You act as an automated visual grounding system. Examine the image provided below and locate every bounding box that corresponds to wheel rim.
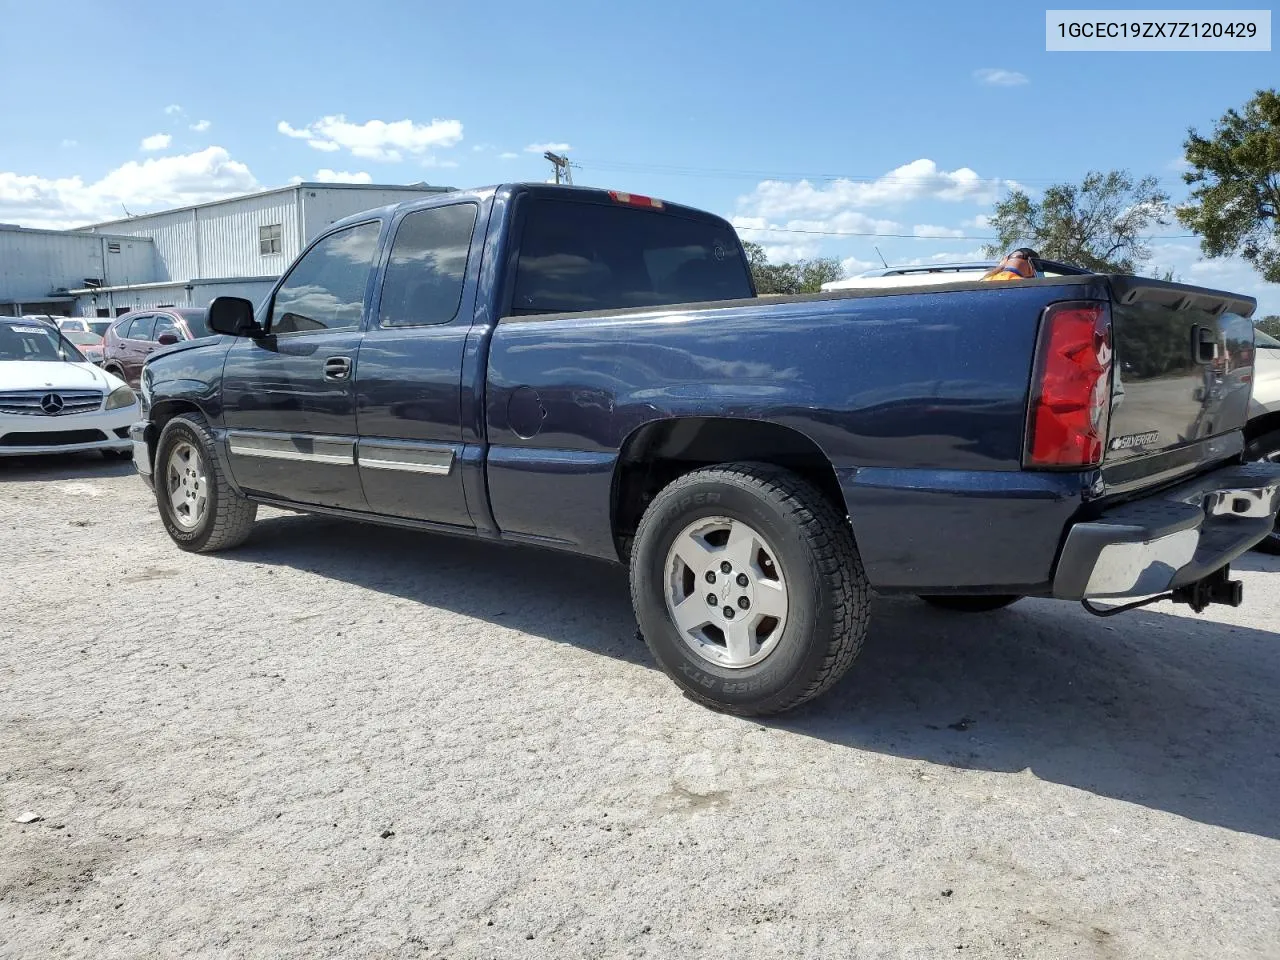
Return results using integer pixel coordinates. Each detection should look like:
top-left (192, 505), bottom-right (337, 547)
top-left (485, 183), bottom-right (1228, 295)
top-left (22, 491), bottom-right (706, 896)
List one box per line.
top-left (663, 516), bottom-right (789, 669)
top-left (165, 440), bottom-right (208, 530)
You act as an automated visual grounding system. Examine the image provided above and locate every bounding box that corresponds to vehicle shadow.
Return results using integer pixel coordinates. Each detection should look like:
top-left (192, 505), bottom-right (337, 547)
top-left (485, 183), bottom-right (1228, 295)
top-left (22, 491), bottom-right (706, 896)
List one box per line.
top-left (228, 513), bottom-right (1280, 839)
top-left (0, 452), bottom-right (136, 483)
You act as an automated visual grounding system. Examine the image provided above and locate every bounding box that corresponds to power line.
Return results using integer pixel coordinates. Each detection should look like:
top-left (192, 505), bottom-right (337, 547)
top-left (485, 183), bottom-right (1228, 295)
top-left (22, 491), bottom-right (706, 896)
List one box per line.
top-left (575, 157), bottom-right (1191, 187)
top-left (733, 224), bottom-right (1201, 241)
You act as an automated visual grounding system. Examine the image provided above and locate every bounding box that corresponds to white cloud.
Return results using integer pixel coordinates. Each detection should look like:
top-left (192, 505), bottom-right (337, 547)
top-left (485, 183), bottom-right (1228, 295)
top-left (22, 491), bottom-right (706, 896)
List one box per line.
top-left (525, 142), bottom-right (572, 154)
top-left (140, 133), bottom-right (172, 151)
top-left (277, 115), bottom-right (463, 162)
top-left (735, 160), bottom-right (1019, 222)
top-left (912, 224), bottom-right (966, 238)
top-left (963, 214), bottom-right (991, 229)
top-left (974, 68), bottom-right (1029, 86)
top-left (0, 146), bottom-right (259, 229)
top-left (499, 152), bottom-right (519, 160)
top-left (163, 104), bottom-right (183, 115)
top-left (841, 255), bottom-right (881, 276)
top-left (190, 120), bottom-right (211, 133)
top-left (60, 139), bottom-right (78, 148)
top-left (311, 169), bottom-right (373, 184)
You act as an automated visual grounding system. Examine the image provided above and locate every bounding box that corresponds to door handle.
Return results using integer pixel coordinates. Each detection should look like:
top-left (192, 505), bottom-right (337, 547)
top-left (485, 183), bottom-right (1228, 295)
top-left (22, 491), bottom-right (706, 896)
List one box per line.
top-left (1192, 325), bottom-right (1218, 364)
top-left (324, 356), bottom-right (352, 381)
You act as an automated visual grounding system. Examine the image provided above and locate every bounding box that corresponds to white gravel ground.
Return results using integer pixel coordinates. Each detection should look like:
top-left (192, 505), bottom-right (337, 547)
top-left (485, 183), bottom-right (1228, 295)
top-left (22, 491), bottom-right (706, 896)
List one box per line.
top-left (2, 453), bottom-right (1278, 959)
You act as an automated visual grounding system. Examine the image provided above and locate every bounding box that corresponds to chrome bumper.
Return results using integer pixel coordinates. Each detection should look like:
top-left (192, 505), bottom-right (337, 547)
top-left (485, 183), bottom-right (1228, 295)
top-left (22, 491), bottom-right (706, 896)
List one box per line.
top-left (1053, 462), bottom-right (1280, 600)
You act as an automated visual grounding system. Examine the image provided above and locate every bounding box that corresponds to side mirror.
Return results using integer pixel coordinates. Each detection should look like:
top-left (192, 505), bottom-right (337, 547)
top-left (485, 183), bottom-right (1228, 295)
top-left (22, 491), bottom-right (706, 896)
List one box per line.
top-left (156, 332), bottom-right (180, 346)
top-left (208, 296), bottom-right (261, 337)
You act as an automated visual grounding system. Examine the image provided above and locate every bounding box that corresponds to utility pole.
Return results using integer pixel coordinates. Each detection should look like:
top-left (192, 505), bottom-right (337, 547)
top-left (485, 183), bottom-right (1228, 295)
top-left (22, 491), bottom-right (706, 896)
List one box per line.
top-left (543, 151), bottom-right (573, 185)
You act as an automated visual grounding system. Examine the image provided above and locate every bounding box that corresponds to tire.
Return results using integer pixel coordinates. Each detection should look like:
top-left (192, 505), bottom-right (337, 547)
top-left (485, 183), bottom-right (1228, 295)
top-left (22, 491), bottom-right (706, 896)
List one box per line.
top-left (153, 412), bottom-right (256, 552)
top-left (103, 365), bottom-right (126, 382)
top-left (630, 462), bottom-right (870, 716)
top-left (1245, 428), bottom-right (1280, 555)
top-left (919, 595), bottom-right (1022, 612)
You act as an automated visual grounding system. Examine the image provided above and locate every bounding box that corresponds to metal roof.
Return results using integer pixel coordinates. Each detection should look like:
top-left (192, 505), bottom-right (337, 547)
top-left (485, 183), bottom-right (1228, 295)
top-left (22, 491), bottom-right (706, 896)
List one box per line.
top-left (82, 181), bottom-right (455, 230)
top-left (0, 223), bottom-right (154, 242)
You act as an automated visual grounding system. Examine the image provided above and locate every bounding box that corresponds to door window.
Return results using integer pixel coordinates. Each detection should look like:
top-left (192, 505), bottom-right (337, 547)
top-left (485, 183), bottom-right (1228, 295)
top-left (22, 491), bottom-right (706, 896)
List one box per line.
top-left (269, 221), bottom-right (380, 336)
top-left (377, 203), bottom-right (478, 327)
top-left (126, 315), bottom-right (156, 340)
top-left (154, 315), bottom-right (183, 340)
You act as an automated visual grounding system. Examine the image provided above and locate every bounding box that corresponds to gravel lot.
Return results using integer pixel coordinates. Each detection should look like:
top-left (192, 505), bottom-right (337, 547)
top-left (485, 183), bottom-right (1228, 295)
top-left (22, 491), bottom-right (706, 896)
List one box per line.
top-left (2, 453), bottom-right (1279, 959)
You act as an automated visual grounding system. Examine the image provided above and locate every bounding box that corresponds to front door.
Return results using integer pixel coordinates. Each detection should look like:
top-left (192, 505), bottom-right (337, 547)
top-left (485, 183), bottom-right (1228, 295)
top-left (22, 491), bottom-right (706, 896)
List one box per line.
top-left (221, 219), bottom-right (382, 510)
top-left (355, 201), bottom-right (482, 527)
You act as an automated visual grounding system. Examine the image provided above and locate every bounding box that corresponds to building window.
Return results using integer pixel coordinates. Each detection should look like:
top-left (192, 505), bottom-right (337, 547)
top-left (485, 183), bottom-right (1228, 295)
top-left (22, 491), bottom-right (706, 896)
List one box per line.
top-left (259, 223), bottom-right (282, 256)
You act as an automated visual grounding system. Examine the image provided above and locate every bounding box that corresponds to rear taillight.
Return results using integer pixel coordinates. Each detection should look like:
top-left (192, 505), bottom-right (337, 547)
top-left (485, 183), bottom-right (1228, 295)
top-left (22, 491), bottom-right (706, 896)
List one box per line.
top-left (1025, 300), bottom-right (1113, 468)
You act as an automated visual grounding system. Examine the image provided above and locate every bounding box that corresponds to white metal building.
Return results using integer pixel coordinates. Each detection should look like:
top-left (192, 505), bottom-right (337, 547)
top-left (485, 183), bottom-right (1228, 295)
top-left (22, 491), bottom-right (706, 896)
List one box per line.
top-left (0, 225), bottom-right (157, 317)
top-left (65, 181), bottom-right (454, 316)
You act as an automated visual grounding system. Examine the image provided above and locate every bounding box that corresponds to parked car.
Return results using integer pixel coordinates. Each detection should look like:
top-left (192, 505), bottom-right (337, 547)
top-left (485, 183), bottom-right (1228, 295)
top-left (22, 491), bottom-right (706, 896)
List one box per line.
top-left (58, 318), bottom-right (115, 338)
top-left (131, 183), bottom-right (1280, 715)
top-left (0, 318), bottom-right (137, 458)
top-left (61, 330), bottom-right (105, 366)
top-left (1245, 327), bottom-right (1280, 553)
top-left (101, 308), bottom-right (210, 387)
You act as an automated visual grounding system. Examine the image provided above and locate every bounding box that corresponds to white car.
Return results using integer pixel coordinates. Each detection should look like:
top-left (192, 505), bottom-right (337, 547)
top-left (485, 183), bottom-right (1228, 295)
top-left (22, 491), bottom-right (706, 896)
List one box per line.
top-left (0, 318), bottom-right (138, 458)
top-left (1246, 327), bottom-right (1280, 552)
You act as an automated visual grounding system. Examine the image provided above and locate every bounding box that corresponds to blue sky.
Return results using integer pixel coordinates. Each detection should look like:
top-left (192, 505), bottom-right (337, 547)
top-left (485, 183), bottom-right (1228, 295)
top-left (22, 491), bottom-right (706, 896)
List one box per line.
top-left (0, 0), bottom-right (1276, 313)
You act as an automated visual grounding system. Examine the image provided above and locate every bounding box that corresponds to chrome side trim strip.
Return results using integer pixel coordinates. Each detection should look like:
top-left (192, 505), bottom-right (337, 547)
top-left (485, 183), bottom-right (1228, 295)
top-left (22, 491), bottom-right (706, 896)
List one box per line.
top-left (357, 440), bottom-right (454, 476)
top-left (226, 430), bottom-right (354, 465)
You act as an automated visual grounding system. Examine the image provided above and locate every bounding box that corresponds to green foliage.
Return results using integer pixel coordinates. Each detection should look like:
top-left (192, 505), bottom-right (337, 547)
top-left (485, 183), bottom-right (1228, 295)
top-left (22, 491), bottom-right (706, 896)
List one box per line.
top-left (1257, 315), bottom-right (1280, 338)
top-left (983, 170), bottom-right (1170, 274)
top-left (1176, 89), bottom-right (1280, 284)
top-left (743, 241), bottom-right (844, 295)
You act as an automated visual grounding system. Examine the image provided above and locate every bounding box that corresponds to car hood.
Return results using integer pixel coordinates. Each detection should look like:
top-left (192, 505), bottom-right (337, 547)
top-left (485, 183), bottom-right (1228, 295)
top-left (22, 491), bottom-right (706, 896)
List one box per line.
top-left (0, 360), bottom-right (125, 392)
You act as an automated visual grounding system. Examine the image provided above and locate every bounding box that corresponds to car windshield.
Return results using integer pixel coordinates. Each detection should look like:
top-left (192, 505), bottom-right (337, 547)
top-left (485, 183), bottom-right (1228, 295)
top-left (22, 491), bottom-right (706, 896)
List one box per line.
top-left (1256, 328), bottom-right (1280, 349)
top-left (88, 320), bottom-right (113, 337)
top-left (0, 322), bottom-right (86, 362)
top-left (63, 330), bottom-right (102, 346)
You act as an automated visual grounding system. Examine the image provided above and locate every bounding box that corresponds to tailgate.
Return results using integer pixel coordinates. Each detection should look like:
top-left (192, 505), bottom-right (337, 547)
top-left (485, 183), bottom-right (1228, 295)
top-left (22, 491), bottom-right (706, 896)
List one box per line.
top-left (1105, 277), bottom-right (1257, 482)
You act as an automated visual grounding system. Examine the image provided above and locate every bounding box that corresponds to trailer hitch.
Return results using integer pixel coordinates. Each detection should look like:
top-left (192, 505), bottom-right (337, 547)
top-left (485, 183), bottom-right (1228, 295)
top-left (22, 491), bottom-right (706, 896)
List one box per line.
top-left (1081, 566), bottom-right (1243, 618)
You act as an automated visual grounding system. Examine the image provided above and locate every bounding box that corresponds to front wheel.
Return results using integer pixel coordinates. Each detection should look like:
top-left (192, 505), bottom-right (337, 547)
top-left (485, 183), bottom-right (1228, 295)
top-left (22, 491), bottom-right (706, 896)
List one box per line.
top-left (630, 463), bottom-right (870, 716)
top-left (154, 413), bottom-right (257, 552)
top-left (1245, 428), bottom-right (1280, 555)
top-left (919, 595), bottom-right (1021, 612)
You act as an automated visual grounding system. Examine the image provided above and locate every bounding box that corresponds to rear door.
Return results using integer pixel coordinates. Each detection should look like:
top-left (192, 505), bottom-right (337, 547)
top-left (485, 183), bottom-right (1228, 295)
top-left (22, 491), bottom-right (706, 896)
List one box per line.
top-left (354, 200), bottom-right (482, 527)
top-left (1105, 279), bottom-right (1256, 487)
top-left (121, 314), bottom-right (155, 385)
top-left (221, 219), bottom-right (382, 510)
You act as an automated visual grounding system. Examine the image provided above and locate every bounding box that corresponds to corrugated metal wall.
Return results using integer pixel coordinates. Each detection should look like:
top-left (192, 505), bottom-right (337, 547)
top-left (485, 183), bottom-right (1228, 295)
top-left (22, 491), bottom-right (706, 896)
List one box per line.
top-left (0, 229), bottom-right (158, 300)
top-left (302, 186), bottom-right (450, 236)
top-left (95, 211), bottom-right (196, 280)
top-left (196, 192), bottom-right (300, 277)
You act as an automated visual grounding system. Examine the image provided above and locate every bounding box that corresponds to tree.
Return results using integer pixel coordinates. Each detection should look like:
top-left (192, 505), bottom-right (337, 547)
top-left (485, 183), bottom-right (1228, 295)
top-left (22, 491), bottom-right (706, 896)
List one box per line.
top-left (742, 241), bottom-right (844, 294)
top-left (1177, 89), bottom-right (1280, 283)
top-left (1257, 315), bottom-right (1280, 339)
top-left (983, 170), bottom-right (1170, 274)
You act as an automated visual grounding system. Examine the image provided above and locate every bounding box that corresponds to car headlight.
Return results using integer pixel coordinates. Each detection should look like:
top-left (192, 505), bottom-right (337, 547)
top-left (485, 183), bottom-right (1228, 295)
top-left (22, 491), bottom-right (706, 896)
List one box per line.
top-left (104, 385), bottom-right (137, 411)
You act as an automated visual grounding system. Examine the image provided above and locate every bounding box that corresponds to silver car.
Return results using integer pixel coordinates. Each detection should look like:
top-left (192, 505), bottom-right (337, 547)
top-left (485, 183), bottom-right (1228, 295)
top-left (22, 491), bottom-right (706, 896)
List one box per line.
top-left (1247, 327), bottom-right (1280, 552)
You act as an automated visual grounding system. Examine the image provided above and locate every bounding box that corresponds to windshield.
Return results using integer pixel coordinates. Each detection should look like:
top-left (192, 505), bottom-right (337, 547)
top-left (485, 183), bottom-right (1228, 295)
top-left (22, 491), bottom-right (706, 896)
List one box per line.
top-left (1256, 328), bottom-right (1280, 349)
top-left (88, 320), bottom-right (112, 337)
top-left (63, 330), bottom-right (103, 346)
top-left (0, 323), bottom-right (87, 362)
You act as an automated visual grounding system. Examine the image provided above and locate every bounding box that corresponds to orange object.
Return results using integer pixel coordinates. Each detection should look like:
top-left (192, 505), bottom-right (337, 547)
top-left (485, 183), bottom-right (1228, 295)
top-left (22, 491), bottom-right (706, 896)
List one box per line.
top-left (980, 248), bottom-right (1039, 282)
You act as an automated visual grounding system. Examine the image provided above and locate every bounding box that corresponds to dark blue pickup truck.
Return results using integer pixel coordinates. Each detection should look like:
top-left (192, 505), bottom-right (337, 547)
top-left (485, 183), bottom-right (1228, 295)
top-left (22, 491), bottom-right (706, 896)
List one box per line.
top-left (132, 183), bottom-right (1280, 715)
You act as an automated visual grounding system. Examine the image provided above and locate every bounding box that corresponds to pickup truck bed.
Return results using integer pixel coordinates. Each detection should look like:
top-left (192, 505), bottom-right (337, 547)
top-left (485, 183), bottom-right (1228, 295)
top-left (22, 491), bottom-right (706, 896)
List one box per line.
top-left (131, 183), bottom-right (1280, 715)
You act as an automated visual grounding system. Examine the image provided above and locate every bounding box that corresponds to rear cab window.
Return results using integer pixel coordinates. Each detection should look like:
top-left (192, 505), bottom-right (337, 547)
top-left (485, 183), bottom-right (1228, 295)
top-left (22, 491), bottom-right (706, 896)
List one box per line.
top-left (510, 199), bottom-right (752, 316)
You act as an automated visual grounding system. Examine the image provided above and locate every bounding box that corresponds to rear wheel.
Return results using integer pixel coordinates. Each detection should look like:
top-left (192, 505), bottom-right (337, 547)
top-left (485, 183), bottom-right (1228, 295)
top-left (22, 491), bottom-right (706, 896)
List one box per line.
top-left (1245, 428), bottom-right (1280, 555)
top-left (630, 462), bottom-right (869, 716)
top-left (919, 595), bottom-right (1021, 612)
top-left (154, 413), bottom-right (256, 552)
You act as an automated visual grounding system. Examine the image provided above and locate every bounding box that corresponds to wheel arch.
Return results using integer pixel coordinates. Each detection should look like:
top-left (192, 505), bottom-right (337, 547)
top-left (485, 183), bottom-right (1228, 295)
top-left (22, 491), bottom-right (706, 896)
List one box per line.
top-left (1244, 411), bottom-right (1280, 450)
top-left (611, 416), bottom-right (848, 560)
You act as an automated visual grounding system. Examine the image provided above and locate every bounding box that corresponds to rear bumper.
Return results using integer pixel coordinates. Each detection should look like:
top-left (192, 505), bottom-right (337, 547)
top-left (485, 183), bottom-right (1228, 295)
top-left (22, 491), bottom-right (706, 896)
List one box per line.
top-left (1052, 461), bottom-right (1280, 600)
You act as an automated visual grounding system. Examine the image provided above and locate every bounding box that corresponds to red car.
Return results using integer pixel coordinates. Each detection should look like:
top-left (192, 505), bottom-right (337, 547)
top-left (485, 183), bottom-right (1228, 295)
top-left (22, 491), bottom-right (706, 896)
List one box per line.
top-left (101, 308), bottom-right (211, 387)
